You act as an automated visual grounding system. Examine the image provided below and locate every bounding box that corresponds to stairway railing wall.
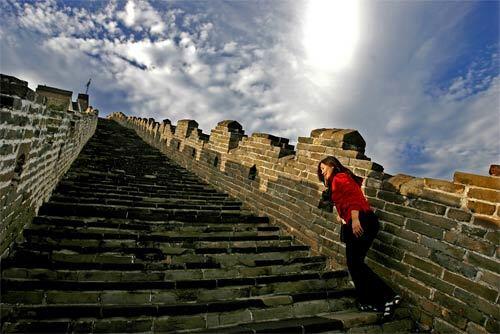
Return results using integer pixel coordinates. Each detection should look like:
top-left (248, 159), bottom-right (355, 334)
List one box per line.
top-left (109, 112), bottom-right (499, 333)
top-left (0, 78), bottom-right (98, 257)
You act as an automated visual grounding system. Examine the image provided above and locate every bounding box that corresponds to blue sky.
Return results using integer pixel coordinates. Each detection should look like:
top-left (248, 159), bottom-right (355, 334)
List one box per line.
top-left (0, 0), bottom-right (498, 180)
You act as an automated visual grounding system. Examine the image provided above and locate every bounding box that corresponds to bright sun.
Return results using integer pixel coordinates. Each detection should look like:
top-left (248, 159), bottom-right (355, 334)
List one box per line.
top-left (303, 0), bottom-right (360, 72)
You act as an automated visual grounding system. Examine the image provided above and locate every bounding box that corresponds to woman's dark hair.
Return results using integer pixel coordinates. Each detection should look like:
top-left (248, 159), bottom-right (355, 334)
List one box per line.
top-left (317, 156), bottom-right (363, 186)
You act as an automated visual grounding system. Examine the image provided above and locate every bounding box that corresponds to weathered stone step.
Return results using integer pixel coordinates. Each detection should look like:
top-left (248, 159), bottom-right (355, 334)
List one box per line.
top-left (3, 247), bottom-right (313, 271)
top-left (21, 238), bottom-right (298, 258)
top-left (38, 202), bottom-right (268, 223)
top-left (2, 259), bottom-right (329, 282)
top-left (55, 182), bottom-right (230, 198)
top-left (196, 308), bottom-right (413, 334)
top-left (24, 224), bottom-right (289, 242)
top-left (53, 190), bottom-right (236, 204)
top-left (1, 308), bottom-right (413, 334)
top-left (1, 272), bottom-right (349, 303)
top-left (47, 195), bottom-right (242, 211)
top-left (50, 193), bottom-right (242, 207)
top-left (32, 215), bottom-right (279, 233)
top-left (57, 179), bottom-right (217, 192)
top-left (1, 288), bottom-right (356, 322)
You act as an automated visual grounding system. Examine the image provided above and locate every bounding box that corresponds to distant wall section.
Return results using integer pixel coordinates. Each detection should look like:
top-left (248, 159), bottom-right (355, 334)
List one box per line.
top-left (0, 75), bottom-right (98, 256)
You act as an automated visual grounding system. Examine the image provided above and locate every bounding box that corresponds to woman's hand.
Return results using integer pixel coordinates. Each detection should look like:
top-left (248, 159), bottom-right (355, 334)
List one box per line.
top-left (352, 217), bottom-right (364, 238)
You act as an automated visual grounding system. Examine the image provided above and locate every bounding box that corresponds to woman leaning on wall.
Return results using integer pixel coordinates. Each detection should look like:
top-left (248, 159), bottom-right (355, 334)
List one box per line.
top-left (317, 156), bottom-right (401, 318)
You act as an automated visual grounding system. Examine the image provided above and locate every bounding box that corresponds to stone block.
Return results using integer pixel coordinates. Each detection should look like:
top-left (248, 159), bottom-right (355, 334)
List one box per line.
top-left (404, 253), bottom-right (443, 276)
top-left (430, 251), bottom-right (477, 278)
top-left (467, 200), bottom-right (496, 215)
top-left (454, 172), bottom-right (500, 190)
top-left (443, 271), bottom-right (498, 302)
top-left (467, 188), bottom-right (500, 203)
top-left (473, 216), bottom-right (500, 229)
top-left (406, 219), bottom-right (444, 239)
top-left (425, 178), bottom-right (465, 194)
top-left (409, 199), bottom-right (447, 215)
top-left (409, 268), bottom-right (454, 295)
top-left (219, 309), bottom-right (252, 326)
top-left (447, 209), bottom-right (472, 222)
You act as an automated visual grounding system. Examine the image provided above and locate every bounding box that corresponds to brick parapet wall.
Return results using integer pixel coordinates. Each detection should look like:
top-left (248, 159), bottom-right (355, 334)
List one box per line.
top-left (109, 112), bottom-right (499, 333)
top-left (0, 80), bottom-right (98, 257)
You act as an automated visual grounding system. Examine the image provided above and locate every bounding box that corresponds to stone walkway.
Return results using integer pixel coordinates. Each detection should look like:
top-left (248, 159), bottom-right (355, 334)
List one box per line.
top-left (0, 119), bottom-right (412, 333)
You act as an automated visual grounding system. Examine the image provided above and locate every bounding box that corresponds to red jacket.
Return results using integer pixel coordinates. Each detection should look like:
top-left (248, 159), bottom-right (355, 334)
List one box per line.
top-left (329, 172), bottom-right (371, 223)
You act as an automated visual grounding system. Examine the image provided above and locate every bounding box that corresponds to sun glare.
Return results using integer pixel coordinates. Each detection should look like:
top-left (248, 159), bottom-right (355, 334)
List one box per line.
top-left (303, 0), bottom-right (360, 72)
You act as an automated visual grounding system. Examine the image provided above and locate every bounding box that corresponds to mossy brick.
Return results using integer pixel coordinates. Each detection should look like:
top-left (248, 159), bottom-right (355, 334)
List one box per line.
top-left (466, 252), bottom-right (500, 274)
top-left (473, 216), bottom-right (500, 230)
top-left (406, 219), bottom-right (444, 239)
top-left (372, 241), bottom-right (404, 260)
top-left (219, 309), bottom-right (253, 326)
top-left (466, 321), bottom-right (489, 334)
top-left (484, 230), bottom-right (499, 244)
top-left (376, 190), bottom-right (406, 204)
top-left (382, 319), bottom-right (414, 333)
top-left (385, 203), bottom-right (421, 219)
top-left (454, 172), bottom-right (500, 190)
top-left (292, 299), bottom-right (330, 317)
top-left (409, 268), bottom-right (454, 295)
top-left (404, 253), bottom-right (443, 276)
top-left (251, 305), bottom-right (294, 322)
top-left (467, 200), bottom-right (496, 215)
top-left (447, 209), bottom-right (472, 222)
top-left (1, 291), bottom-right (44, 304)
top-left (443, 271), bottom-right (498, 302)
top-left (444, 231), bottom-right (495, 256)
top-left (430, 251), bottom-right (477, 278)
top-left (433, 291), bottom-right (485, 326)
top-left (100, 291), bottom-right (151, 304)
top-left (485, 318), bottom-right (499, 333)
top-left (395, 272), bottom-right (432, 298)
top-left (453, 288), bottom-right (499, 320)
top-left (393, 236), bottom-right (430, 257)
top-left (409, 199), bottom-right (447, 215)
top-left (94, 319), bottom-right (153, 333)
top-left (479, 271), bottom-right (500, 291)
top-left (46, 291), bottom-right (99, 304)
top-left (420, 236), bottom-right (464, 259)
top-left (375, 209), bottom-right (406, 226)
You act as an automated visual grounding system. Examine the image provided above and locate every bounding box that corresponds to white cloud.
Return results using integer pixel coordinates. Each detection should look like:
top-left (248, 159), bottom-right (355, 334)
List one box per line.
top-left (0, 0), bottom-right (497, 180)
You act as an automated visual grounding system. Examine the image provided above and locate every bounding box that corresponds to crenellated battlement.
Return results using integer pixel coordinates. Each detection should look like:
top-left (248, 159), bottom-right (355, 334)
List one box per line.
top-left (109, 111), bottom-right (499, 333)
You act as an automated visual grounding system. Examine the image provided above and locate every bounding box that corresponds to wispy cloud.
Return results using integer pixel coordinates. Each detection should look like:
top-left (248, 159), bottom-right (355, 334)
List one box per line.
top-left (0, 0), bottom-right (497, 179)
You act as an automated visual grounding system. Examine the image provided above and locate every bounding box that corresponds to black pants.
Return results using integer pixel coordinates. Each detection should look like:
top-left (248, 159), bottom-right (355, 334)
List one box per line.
top-left (344, 211), bottom-right (395, 307)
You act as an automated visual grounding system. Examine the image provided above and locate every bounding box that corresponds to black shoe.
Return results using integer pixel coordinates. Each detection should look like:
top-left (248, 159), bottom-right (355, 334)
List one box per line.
top-left (382, 295), bottom-right (402, 319)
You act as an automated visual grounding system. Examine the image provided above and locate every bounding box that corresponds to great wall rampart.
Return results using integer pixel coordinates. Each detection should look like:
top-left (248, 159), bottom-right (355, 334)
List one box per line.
top-left (108, 111), bottom-right (499, 333)
top-left (0, 74), bottom-right (498, 333)
top-left (0, 75), bottom-right (98, 256)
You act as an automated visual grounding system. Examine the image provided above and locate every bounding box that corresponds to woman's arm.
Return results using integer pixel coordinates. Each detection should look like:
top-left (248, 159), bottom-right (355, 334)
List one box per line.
top-left (351, 210), bottom-right (364, 237)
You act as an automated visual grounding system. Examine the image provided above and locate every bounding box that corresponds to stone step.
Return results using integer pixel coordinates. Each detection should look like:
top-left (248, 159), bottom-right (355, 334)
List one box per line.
top-left (1, 272), bottom-right (350, 305)
top-left (47, 195), bottom-right (242, 211)
top-left (31, 216), bottom-right (280, 234)
top-left (2, 259), bottom-right (330, 282)
top-left (38, 202), bottom-right (268, 223)
top-left (24, 224), bottom-right (289, 242)
top-left (1, 288), bottom-right (356, 322)
top-left (53, 187), bottom-right (232, 204)
top-left (1, 306), bottom-right (413, 333)
top-left (57, 179), bottom-right (218, 193)
top-left (196, 308), bottom-right (413, 334)
top-left (54, 183), bottom-right (231, 199)
top-left (50, 193), bottom-right (242, 207)
top-left (3, 247), bottom-right (313, 271)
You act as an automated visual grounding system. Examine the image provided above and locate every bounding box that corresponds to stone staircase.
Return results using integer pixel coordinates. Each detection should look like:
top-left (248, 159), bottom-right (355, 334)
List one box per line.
top-left (0, 119), bottom-right (413, 333)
